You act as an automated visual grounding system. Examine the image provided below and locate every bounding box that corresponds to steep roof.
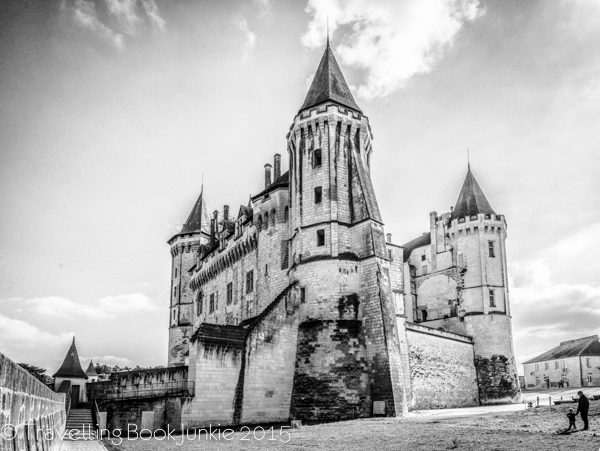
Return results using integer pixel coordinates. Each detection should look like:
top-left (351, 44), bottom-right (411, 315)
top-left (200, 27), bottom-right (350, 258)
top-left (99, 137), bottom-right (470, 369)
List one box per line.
top-left (251, 171), bottom-right (290, 201)
top-left (400, 233), bottom-right (431, 263)
top-left (451, 166), bottom-right (496, 220)
top-left (524, 336), bottom-right (600, 364)
top-left (300, 44), bottom-right (362, 113)
top-left (180, 189), bottom-right (209, 235)
top-left (85, 361), bottom-right (98, 376)
top-left (53, 338), bottom-right (88, 379)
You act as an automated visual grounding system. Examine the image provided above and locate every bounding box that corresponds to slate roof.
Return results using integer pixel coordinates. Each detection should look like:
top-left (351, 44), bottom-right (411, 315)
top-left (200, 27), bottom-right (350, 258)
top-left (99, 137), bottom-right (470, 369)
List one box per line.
top-left (251, 171), bottom-right (289, 201)
top-left (400, 233), bottom-right (431, 263)
top-left (85, 361), bottom-right (98, 377)
top-left (191, 323), bottom-right (248, 346)
top-left (53, 338), bottom-right (88, 379)
top-left (300, 44), bottom-right (362, 113)
top-left (451, 166), bottom-right (496, 221)
top-left (181, 189), bottom-right (210, 234)
top-left (524, 336), bottom-right (600, 364)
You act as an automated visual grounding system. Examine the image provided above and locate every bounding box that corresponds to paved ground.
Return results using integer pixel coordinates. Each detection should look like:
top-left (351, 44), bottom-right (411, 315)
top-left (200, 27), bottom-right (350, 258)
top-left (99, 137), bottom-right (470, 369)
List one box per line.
top-left (100, 400), bottom-right (600, 451)
top-left (60, 440), bottom-right (107, 451)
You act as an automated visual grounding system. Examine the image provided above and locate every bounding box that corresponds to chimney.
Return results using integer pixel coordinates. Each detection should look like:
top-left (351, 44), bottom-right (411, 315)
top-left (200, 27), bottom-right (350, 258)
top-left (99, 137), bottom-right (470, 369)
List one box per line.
top-left (274, 154), bottom-right (281, 180)
top-left (223, 205), bottom-right (229, 222)
top-left (264, 163), bottom-right (272, 188)
top-left (386, 233), bottom-right (392, 243)
top-left (210, 210), bottom-right (218, 247)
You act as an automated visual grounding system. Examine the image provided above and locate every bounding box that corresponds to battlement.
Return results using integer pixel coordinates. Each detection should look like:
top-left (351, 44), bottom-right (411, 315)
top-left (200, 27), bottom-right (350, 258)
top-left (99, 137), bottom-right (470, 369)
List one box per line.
top-left (287, 103), bottom-right (373, 140)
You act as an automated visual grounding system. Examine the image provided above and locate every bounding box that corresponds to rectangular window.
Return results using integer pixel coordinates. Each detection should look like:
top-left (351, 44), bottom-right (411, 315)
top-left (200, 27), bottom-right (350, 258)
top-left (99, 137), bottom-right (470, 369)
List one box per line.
top-left (535, 376), bottom-right (540, 386)
top-left (313, 149), bottom-right (322, 168)
top-left (555, 361), bottom-right (559, 369)
top-left (197, 292), bottom-right (203, 315)
top-left (175, 268), bottom-right (178, 278)
top-left (300, 287), bottom-right (306, 303)
top-left (561, 360), bottom-right (566, 369)
top-left (209, 293), bottom-right (215, 313)
top-left (587, 358), bottom-right (591, 368)
top-left (489, 289), bottom-right (496, 307)
top-left (314, 186), bottom-right (322, 204)
top-left (227, 282), bottom-right (233, 305)
top-left (246, 270), bottom-right (254, 293)
top-left (173, 286), bottom-right (177, 297)
top-left (421, 254), bottom-right (426, 262)
top-left (535, 363), bottom-right (539, 371)
top-left (317, 229), bottom-right (325, 246)
top-left (545, 362), bottom-right (549, 370)
top-left (265, 264), bottom-right (269, 277)
top-left (488, 241), bottom-right (495, 257)
top-left (588, 373), bottom-right (593, 383)
top-left (422, 265), bottom-right (428, 275)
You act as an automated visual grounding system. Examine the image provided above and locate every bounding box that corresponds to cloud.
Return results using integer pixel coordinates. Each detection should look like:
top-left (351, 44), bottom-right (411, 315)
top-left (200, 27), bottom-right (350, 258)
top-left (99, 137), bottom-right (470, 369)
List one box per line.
top-left (13, 293), bottom-right (158, 319)
top-left (69, 0), bottom-right (166, 49)
top-left (141, 0), bottom-right (166, 32)
top-left (301, 0), bottom-right (485, 99)
top-left (73, 0), bottom-right (125, 49)
top-left (509, 223), bottom-right (600, 372)
top-left (105, 0), bottom-right (141, 36)
top-left (0, 314), bottom-right (73, 366)
top-left (253, 0), bottom-right (271, 17)
top-left (237, 18), bottom-right (256, 62)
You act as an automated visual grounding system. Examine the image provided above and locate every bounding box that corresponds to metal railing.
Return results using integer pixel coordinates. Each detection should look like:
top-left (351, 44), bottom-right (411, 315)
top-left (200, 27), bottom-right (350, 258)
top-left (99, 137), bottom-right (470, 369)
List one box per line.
top-left (98, 381), bottom-right (195, 401)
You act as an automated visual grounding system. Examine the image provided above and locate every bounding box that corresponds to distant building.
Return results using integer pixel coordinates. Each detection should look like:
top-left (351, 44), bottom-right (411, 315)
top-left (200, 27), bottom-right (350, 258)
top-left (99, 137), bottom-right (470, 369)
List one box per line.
top-left (85, 360), bottom-right (99, 383)
top-left (523, 335), bottom-right (600, 388)
top-left (53, 337), bottom-right (88, 407)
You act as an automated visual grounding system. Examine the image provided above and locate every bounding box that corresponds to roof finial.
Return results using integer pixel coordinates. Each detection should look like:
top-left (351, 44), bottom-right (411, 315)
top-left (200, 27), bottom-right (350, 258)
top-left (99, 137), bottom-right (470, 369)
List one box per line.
top-left (467, 148), bottom-right (470, 170)
top-left (326, 16), bottom-right (329, 47)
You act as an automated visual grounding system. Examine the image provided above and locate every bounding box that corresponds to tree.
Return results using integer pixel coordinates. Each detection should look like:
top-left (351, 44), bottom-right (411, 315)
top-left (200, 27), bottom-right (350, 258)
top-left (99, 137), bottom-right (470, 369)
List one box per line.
top-left (18, 363), bottom-right (48, 382)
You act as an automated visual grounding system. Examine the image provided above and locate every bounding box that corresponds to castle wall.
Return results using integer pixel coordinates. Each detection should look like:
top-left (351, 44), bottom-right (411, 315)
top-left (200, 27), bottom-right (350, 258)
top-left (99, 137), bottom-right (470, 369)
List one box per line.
top-left (291, 320), bottom-right (370, 420)
top-left (405, 324), bottom-right (479, 409)
top-left (101, 398), bottom-right (182, 432)
top-left (0, 352), bottom-right (66, 451)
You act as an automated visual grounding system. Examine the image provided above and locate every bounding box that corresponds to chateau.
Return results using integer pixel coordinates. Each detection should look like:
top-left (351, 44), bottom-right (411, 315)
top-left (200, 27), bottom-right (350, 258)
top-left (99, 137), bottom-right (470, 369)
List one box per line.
top-left (166, 44), bottom-right (520, 427)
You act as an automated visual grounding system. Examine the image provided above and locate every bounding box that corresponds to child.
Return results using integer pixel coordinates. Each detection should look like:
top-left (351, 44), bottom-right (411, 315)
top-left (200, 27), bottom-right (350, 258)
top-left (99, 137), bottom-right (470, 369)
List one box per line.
top-left (567, 408), bottom-right (577, 430)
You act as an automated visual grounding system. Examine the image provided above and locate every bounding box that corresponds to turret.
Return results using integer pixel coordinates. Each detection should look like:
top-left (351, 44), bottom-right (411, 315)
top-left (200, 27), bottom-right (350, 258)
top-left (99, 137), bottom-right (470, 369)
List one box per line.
top-left (286, 43), bottom-right (409, 419)
top-left (167, 188), bottom-right (209, 366)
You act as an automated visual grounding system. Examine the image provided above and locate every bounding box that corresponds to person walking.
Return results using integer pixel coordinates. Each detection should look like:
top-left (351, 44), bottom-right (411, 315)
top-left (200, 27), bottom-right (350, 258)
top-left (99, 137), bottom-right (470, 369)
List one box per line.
top-left (575, 391), bottom-right (590, 430)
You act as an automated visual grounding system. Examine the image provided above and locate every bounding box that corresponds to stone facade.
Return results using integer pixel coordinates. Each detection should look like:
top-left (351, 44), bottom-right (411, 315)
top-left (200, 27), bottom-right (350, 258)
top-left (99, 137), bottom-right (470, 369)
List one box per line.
top-left (162, 44), bottom-right (520, 427)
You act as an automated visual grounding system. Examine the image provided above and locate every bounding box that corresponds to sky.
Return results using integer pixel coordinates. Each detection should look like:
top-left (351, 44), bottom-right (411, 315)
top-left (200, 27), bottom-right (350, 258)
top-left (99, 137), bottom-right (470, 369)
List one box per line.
top-left (0, 0), bottom-right (599, 375)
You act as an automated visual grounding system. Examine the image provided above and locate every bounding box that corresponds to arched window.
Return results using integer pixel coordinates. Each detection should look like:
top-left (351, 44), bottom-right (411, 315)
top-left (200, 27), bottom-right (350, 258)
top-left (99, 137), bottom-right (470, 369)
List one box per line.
top-left (284, 206), bottom-right (289, 222)
top-left (264, 212), bottom-right (269, 229)
top-left (271, 209), bottom-right (276, 226)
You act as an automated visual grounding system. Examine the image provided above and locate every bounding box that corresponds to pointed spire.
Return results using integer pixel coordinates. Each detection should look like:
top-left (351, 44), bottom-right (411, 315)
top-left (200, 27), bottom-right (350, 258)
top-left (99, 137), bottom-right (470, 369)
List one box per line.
top-left (180, 187), bottom-right (210, 235)
top-left (300, 45), bottom-right (362, 113)
top-left (451, 165), bottom-right (496, 220)
top-left (53, 337), bottom-right (88, 379)
top-left (86, 360), bottom-right (98, 376)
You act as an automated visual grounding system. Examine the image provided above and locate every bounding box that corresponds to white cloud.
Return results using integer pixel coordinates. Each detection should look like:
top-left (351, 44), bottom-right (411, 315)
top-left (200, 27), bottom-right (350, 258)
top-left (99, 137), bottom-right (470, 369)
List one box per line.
top-left (253, 0), bottom-right (271, 17)
top-left (301, 0), bottom-right (485, 99)
top-left (105, 0), bottom-right (141, 36)
top-left (237, 18), bottom-right (256, 62)
top-left (13, 293), bottom-right (157, 319)
top-left (73, 0), bottom-right (125, 49)
top-left (0, 314), bottom-right (73, 366)
top-left (141, 0), bottom-right (166, 32)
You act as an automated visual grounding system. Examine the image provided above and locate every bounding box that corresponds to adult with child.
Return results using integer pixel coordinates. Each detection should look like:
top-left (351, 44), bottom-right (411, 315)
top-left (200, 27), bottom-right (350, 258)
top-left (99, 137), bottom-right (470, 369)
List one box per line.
top-left (575, 391), bottom-right (589, 430)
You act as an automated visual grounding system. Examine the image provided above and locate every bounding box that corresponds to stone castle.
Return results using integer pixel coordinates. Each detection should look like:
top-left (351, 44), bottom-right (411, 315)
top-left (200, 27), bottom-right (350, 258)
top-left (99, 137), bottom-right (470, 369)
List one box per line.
top-left (166, 44), bottom-right (520, 427)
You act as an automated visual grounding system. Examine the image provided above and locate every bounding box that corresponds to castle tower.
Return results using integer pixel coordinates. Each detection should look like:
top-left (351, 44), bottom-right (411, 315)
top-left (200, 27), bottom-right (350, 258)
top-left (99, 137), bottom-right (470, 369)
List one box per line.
top-left (445, 165), bottom-right (519, 403)
top-left (167, 189), bottom-right (209, 366)
top-left (287, 44), bottom-right (409, 418)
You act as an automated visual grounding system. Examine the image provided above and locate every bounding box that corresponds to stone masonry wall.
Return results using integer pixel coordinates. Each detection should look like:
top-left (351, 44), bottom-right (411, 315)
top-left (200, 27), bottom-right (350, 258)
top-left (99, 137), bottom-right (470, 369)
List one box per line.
top-left (0, 352), bottom-right (66, 451)
top-left (406, 324), bottom-right (479, 409)
top-left (291, 320), bottom-right (370, 421)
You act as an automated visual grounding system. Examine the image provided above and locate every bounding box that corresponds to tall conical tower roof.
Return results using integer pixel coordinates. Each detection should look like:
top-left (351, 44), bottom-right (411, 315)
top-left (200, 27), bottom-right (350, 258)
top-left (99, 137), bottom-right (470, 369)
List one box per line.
top-left (85, 360), bottom-right (98, 376)
top-left (53, 337), bottom-right (88, 379)
top-left (179, 188), bottom-right (209, 235)
top-left (300, 43), bottom-right (362, 113)
top-left (451, 165), bottom-right (496, 220)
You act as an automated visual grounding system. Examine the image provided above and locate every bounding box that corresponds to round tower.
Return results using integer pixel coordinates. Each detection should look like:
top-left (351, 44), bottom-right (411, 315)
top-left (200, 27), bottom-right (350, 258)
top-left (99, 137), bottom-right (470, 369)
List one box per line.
top-left (167, 189), bottom-right (209, 366)
top-left (286, 43), bottom-right (409, 420)
top-left (446, 166), bottom-right (520, 404)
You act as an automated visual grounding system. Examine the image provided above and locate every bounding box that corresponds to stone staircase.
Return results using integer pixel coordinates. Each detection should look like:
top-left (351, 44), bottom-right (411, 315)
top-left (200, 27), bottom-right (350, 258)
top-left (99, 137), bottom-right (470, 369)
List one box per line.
top-left (65, 408), bottom-right (97, 440)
